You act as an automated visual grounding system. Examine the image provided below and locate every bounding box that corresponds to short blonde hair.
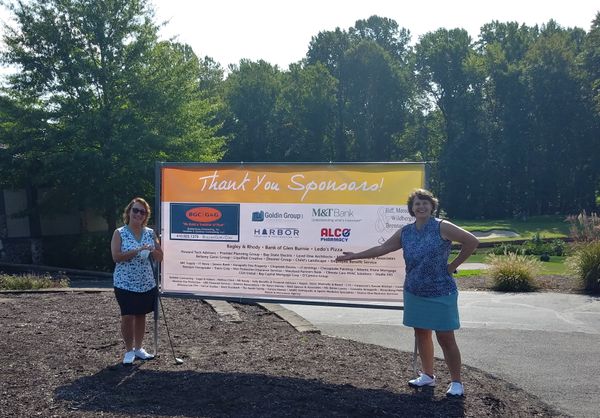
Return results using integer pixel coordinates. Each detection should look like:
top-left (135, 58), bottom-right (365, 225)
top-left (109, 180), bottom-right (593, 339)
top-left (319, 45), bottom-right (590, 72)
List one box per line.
top-left (122, 197), bottom-right (151, 227)
top-left (407, 189), bottom-right (439, 217)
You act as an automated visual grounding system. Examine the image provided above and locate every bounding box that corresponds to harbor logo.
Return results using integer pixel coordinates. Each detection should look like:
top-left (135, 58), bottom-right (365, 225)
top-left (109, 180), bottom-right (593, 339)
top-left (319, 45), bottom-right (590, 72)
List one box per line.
top-left (253, 228), bottom-right (300, 238)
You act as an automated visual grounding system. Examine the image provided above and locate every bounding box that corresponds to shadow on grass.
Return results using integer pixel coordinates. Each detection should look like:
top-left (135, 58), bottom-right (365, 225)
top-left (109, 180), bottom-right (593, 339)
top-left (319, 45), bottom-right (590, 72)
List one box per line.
top-left (55, 365), bottom-right (464, 417)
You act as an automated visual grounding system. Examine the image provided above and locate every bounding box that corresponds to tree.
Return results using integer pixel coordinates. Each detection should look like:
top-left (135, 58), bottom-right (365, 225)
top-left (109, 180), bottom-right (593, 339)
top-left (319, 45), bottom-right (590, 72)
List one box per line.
top-left (221, 59), bottom-right (282, 162)
top-left (521, 21), bottom-right (597, 214)
top-left (582, 13), bottom-right (600, 116)
top-left (1, 0), bottom-right (224, 233)
top-left (306, 16), bottom-right (416, 162)
top-left (582, 13), bottom-right (600, 207)
top-left (306, 27), bottom-right (351, 161)
top-left (341, 40), bottom-right (412, 161)
top-left (415, 28), bottom-right (487, 217)
top-left (276, 62), bottom-right (338, 161)
top-left (350, 15), bottom-right (412, 65)
top-left (477, 21), bottom-right (539, 217)
top-left (0, 95), bottom-right (48, 261)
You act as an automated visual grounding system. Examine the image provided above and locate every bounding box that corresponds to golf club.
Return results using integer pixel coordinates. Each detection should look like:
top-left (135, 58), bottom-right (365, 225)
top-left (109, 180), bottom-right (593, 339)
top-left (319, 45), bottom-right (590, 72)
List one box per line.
top-left (158, 294), bottom-right (184, 365)
top-left (151, 259), bottom-right (184, 365)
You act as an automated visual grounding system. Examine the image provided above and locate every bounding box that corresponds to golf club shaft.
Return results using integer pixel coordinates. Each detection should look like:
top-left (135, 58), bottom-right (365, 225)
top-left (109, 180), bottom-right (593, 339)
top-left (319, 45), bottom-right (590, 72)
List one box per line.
top-left (159, 294), bottom-right (183, 363)
top-left (152, 258), bottom-right (182, 364)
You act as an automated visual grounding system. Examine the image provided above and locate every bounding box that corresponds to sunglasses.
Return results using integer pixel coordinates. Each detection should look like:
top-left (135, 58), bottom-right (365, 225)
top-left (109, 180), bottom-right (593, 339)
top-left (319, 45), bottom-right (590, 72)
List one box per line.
top-left (131, 207), bottom-right (148, 216)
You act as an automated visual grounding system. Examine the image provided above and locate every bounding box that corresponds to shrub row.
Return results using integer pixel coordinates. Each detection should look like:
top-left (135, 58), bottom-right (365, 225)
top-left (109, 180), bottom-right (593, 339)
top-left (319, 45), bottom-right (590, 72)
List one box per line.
top-left (489, 235), bottom-right (566, 257)
top-left (0, 273), bottom-right (69, 290)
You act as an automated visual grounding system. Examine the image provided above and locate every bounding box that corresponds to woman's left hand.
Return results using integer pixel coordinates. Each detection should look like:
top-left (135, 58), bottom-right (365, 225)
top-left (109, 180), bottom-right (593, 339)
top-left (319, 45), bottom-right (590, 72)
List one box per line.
top-left (150, 241), bottom-right (164, 262)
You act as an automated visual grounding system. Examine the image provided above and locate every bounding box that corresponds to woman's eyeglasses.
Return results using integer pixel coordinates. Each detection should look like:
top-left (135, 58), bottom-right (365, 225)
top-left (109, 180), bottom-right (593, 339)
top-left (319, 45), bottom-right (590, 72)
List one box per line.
top-left (131, 208), bottom-right (148, 215)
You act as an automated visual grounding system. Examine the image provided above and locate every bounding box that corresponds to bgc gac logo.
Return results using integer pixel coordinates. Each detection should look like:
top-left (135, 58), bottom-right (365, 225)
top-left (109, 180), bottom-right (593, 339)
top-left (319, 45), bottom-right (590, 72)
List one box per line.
top-left (320, 227), bottom-right (351, 242)
top-left (185, 207), bottom-right (222, 223)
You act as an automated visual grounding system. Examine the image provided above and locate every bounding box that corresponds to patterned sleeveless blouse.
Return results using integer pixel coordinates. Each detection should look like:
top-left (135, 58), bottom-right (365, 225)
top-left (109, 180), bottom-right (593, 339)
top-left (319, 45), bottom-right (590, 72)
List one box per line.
top-left (113, 225), bottom-right (156, 292)
top-left (401, 217), bottom-right (457, 297)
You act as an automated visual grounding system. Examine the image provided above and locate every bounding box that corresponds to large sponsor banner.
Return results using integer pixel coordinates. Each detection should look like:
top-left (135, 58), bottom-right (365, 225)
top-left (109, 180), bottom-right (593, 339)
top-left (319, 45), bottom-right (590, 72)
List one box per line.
top-left (159, 163), bottom-right (424, 305)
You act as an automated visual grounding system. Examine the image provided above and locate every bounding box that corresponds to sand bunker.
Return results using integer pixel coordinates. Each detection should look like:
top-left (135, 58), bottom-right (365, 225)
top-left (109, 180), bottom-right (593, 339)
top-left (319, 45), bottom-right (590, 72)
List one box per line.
top-left (471, 229), bottom-right (520, 239)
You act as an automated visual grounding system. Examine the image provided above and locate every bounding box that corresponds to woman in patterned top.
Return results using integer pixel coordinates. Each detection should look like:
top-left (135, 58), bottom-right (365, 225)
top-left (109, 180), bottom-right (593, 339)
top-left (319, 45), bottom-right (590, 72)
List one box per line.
top-left (336, 189), bottom-right (478, 397)
top-left (111, 197), bottom-right (164, 365)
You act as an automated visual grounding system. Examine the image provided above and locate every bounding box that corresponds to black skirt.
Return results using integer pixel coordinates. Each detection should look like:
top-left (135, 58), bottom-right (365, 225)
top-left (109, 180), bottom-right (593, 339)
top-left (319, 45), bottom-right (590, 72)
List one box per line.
top-left (114, 286), bottom-right (157, 316)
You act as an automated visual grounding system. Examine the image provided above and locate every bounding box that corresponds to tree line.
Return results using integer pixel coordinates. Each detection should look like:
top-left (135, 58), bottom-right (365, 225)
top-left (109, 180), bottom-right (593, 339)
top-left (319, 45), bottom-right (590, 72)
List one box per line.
top-left (1, 0), bottom-right (599, 228)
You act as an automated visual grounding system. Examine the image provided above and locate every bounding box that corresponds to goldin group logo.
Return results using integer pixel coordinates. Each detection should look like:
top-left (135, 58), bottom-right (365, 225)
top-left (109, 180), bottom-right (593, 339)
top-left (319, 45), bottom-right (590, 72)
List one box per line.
top-left (251, 210), bottom-right (303, 222)
top-left (320, 227), bottom-right (351, 242)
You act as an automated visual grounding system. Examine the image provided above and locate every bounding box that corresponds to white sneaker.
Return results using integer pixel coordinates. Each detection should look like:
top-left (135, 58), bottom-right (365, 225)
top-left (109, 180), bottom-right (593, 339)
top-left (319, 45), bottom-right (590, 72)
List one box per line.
top-left (408, 372), bottom-right (436, 387)
top-left (122, 350), bottom-right (135, 365)
top-left (134, 347), bottom-right (155, 360)
top-left (446, 381), bottom-right (465, 397)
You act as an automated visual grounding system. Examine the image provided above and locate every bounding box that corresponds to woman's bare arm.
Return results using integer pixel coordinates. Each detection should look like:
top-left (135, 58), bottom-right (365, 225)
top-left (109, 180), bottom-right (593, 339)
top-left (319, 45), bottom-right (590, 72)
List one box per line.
top-left (336, 229), bottom-right (402, 261)
top-left (441, 221), bottom-right (479, 273)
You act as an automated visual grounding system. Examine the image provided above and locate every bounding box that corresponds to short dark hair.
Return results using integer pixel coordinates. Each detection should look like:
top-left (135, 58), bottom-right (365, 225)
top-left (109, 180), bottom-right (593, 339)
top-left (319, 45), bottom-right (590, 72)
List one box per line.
top-left (407, 189), bottom-right (439, 217)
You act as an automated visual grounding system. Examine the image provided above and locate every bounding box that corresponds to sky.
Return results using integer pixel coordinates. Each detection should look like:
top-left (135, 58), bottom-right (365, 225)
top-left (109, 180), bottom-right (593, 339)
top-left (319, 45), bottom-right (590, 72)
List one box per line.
top-left (152, 0), bottom-right (600, 70)
top-left (0, 1), bottom-right (597, 71)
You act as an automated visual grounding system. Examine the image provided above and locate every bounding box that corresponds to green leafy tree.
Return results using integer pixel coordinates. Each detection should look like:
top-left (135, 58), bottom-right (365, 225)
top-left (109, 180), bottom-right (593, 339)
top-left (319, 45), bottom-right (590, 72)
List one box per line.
top-left (1, 0), bottom-right (224, 232)
top-left (350, 15), bottom-right (412, 64)
top-left (584, 13), bottom-right (600, 114)
top-left (306, 27), bottom-right (351, 161)
top-left (0, 95), bottom-right (47, 251)
top-left (521, 21), bottom-right (597, 214)
top-left (276, 62), bottom-right (338, 161)
top-left (415, 28), bottom-right (487, 217)
top-left (306, 16), bottom-right (417, 162)
top-left (341, 40), bottom-right (413, 161)
top-left (582, 13), bottom-right (600, 205)
top-left (221, 59), bottom-right (282, 162)
top-left (477, 21), bottom-right (539, 217)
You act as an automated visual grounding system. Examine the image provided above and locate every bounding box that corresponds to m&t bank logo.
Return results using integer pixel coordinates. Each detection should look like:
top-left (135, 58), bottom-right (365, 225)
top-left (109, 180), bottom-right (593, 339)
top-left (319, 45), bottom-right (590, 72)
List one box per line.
top-left (312, 208), bottom-right (354, 218)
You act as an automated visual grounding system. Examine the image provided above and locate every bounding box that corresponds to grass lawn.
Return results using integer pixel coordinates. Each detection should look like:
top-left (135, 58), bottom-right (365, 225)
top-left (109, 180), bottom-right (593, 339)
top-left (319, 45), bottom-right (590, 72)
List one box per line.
top-left (450, 216), bottom-right (572, 274)
top-left (458, 252), bottom-right (568, 275)
top-left (455, 269), bottom-right (483, 277)
top-left (454, 215), bottom-right (570, 240)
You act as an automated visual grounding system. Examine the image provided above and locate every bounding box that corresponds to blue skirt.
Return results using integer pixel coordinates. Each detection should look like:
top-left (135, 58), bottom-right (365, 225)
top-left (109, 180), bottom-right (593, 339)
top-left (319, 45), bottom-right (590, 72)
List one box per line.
top-left (403, 290), bottom-right (460, 331)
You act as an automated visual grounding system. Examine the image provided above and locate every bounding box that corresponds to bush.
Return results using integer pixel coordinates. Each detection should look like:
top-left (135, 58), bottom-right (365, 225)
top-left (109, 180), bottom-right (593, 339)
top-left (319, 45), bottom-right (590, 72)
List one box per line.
top-left (490, 242), bottom-right (523, 255)
top-left (567, 211), bottom-right (600, 242)
top-left (522, 233), bottom-right (566, 256)
top-left (567, 241), bottom-right (600, 294)
top-left (486, 253), bottom-right (540, 292)
top-left (492, 235), bottom-right (566, 257)
top-left (0, 273), bottom-right (70, 290)
top-left (550, 239), bottom-right (566, 256)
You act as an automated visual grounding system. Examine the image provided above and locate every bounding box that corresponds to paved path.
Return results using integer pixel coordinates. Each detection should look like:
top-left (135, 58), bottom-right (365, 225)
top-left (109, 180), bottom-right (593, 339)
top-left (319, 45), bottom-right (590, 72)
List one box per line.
top-left (283, 292), bottom-right (600, 418)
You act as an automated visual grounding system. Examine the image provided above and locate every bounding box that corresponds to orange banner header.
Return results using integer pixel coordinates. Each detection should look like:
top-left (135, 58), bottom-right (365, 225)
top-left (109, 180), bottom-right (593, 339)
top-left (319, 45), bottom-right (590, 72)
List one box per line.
top-left (161, 163), bottom-right (425, 205)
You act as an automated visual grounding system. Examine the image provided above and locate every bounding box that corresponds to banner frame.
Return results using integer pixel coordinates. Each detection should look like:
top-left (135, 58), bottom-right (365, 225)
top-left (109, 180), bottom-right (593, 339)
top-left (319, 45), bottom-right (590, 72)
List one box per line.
top-left (154, 161), bottom-right (430, 310)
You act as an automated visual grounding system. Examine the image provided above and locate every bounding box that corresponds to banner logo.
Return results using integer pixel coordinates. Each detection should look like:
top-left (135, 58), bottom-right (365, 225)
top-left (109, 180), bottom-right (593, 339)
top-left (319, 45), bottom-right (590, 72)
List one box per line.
top-left (252, 210), bottom-right (304, 222)
top-left (312, 208), bottom-right (354, 218)
top-left (186, 207), bottom-right (222, 223)
top-left (254, 228), bottom-right (300, 238)
top-left (320, 228), bottom-right (351, 242)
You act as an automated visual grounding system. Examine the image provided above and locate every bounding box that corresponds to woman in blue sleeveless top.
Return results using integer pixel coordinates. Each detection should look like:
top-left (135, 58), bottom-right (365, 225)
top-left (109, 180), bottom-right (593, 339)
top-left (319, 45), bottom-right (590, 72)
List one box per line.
top-left (336, 189), bottom-right (478, 397)
top-left (111, 197), bottom-right (163, 365)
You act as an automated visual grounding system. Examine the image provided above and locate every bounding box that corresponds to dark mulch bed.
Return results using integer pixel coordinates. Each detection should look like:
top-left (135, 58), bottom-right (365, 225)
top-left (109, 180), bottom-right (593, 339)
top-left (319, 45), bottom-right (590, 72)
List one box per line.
top-left (0, 292), bottom-right (565, 417)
